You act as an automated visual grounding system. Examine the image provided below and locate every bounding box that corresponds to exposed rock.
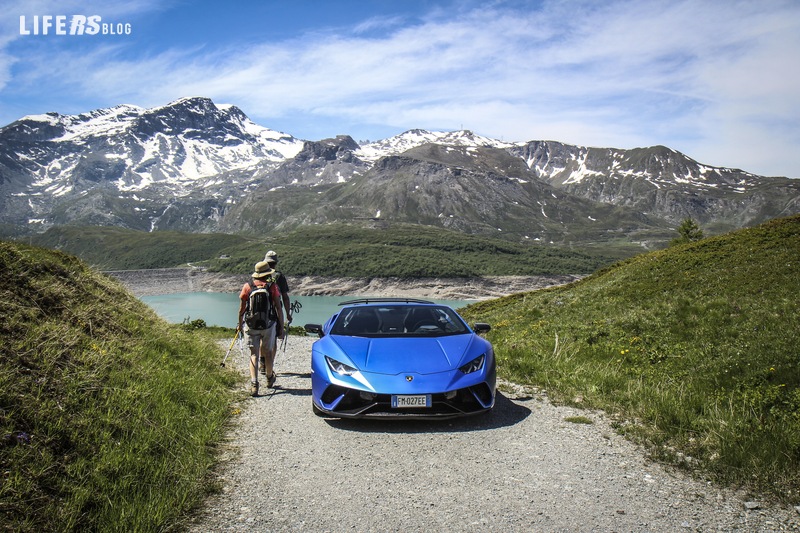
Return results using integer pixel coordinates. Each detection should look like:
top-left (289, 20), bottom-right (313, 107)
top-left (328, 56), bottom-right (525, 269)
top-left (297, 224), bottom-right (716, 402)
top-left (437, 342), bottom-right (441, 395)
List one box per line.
top-left (106, 268), bottom-right (580, 299)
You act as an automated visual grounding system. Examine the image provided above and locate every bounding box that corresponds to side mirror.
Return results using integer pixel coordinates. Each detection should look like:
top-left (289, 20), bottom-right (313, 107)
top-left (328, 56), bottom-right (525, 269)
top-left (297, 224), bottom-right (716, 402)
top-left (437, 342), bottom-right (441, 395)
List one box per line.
top-left (305, 324), bottom-right (324, 338)
top-left (473, 323), bottom-right (491, 334)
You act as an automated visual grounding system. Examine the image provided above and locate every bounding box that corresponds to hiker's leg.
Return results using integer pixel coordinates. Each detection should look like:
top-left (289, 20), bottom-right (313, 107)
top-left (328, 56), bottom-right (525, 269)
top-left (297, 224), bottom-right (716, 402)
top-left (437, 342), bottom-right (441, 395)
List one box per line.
top-left (262, 325), bottom-right (277, 379)
top-left (247, 331), bottom-right (262, 382)
top-left (259, 326), bottom-right (268, 375)
top-left (266, 328), bottom-right (278, 371)
top-left (269, 325), bottom-right (278, 357)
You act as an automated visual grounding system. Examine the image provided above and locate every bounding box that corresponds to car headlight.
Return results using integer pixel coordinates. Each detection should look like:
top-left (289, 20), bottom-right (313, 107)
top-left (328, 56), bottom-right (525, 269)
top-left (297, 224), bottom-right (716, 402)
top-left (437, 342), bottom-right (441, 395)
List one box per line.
top-left (325, 356), bottom-right (358, 376)
top-left (459, 354), bottom-right (485, 374)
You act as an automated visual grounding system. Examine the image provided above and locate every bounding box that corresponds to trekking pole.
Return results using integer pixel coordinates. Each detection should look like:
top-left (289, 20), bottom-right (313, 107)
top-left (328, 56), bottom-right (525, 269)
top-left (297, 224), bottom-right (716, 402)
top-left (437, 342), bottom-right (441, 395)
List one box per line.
top-left (237, 326), bottom-right (247, 362)
top-left (281, 330), bottom-right (288, 353)
top-left (283, 300), bottom-right (301, 353)
top-left (220, 325), bottom-right (241, 367)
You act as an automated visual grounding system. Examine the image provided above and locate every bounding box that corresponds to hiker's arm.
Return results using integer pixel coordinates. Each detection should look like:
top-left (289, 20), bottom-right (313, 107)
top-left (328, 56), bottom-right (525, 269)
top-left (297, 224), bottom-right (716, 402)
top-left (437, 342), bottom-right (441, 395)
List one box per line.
top-left (279, 275), bottom-right (292, 324)
top-left (282, 292), bottom-right (291, 324)
top-left (237, 298), bottom-right (246, 328)
top-left (273, 292), bottom-right (285, 338)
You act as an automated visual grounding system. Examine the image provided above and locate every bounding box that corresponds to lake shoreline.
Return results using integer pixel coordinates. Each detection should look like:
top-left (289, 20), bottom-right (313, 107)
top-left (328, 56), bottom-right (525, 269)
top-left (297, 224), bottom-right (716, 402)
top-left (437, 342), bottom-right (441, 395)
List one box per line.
top-left (107, 268), bottom-right (582, 300)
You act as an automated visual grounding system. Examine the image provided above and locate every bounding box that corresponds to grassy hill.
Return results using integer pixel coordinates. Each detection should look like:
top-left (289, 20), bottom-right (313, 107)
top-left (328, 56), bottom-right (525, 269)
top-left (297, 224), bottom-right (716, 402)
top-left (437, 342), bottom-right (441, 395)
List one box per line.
top-left (0, 241), bottom-right (238, 531)
top-left (8, 214), bottom-right (797, 528)
top-left (27, 226), bottom-right (249, 270)
top-left (29, 223), bottom-right (638, 276)
top-left (257, 223), bottom-right (635, 277)
top-left (461, 215), bottom-right (800, 502)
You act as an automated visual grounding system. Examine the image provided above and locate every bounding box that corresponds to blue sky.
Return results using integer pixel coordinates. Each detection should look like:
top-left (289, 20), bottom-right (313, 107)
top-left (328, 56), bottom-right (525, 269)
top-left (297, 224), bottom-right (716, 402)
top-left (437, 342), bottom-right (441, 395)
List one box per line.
top-left (2, 0), bottom-right (799, 178)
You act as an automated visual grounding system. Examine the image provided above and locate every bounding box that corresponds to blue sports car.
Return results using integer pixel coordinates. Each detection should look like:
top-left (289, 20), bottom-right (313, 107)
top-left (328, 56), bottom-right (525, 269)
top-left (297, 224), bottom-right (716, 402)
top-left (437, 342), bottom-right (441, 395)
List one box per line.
top-left (305, 298), bottom-right (495, 419)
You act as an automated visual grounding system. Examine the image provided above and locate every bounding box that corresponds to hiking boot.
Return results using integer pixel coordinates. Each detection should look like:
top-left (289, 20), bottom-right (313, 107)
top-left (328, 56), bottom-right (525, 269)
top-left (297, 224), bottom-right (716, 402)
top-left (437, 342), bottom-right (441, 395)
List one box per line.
top-left (267, 373), bottom-right (276, 388)
top-left (250, 381), bottom-right (259, 397)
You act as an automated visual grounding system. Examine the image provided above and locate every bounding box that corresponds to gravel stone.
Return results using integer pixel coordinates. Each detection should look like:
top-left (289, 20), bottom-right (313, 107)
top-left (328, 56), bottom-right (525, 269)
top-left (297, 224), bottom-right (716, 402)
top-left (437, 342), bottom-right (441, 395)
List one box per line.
top-left (185, 336), bottom-right (800, 532)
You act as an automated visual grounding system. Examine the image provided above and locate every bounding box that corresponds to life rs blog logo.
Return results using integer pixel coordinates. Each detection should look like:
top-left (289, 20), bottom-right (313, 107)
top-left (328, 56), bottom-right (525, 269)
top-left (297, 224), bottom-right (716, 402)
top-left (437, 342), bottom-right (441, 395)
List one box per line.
top-left (19, 15), bottom-right (132, 36)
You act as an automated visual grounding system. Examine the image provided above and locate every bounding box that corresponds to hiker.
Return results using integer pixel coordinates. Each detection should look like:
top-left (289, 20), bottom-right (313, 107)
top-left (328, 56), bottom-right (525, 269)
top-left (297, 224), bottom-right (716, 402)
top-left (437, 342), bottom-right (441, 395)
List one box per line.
top-left (261, 250), bottom-right (292, 377)
top-left (238, 261), bottom-right (285, 396)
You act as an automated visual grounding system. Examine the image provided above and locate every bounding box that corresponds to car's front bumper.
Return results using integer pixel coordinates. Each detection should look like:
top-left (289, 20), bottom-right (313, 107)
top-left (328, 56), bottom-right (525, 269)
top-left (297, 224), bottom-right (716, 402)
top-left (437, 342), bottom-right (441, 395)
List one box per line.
top-left (311, 364), bottom-right (496, 419)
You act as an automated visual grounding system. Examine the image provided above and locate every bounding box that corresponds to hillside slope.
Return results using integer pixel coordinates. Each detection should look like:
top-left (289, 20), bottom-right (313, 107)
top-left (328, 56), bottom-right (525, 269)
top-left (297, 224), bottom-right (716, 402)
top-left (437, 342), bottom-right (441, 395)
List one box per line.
top-left (29, 222), bottom-right (636, 275)
top-left (28, 225), bottom-right (248, 270)
top-left (3, 98), bottom-right (798, 244)
top-left (462, 215), bottom-right (800, 501)
top-left (0, 241), bottom-right (237, 531)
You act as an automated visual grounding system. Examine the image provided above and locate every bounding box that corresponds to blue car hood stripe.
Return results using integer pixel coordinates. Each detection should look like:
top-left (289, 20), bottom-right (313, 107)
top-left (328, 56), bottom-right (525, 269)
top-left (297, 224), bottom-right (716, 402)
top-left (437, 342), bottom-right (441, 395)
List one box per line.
top-left (330, 335), bottom-right (472, 374)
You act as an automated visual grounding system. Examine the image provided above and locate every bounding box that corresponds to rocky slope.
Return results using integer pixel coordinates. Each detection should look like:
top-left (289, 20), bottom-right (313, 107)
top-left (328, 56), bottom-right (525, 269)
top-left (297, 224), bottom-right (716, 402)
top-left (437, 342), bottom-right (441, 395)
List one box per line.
top-left (3, 97), bottom-right (799, 242)
top-left (107, 268), bottom-right (580, 299)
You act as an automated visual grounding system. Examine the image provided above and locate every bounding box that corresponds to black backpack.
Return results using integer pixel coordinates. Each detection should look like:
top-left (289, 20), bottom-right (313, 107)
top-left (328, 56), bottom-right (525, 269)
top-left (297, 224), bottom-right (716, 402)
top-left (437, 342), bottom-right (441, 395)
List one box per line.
top-left (245, 281), bottom-right (274, 329)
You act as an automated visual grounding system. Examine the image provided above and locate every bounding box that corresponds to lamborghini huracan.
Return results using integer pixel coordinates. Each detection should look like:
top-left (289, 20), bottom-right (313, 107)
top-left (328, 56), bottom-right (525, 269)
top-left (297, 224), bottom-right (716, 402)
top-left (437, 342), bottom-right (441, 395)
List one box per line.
top-left (305, 298), bottom-right (495, 419)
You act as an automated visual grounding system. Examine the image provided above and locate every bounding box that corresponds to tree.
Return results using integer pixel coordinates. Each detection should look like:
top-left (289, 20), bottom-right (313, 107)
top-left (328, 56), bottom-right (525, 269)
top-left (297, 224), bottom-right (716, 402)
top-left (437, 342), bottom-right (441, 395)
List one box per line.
top-left (670, 218), bottom-right (704, 246)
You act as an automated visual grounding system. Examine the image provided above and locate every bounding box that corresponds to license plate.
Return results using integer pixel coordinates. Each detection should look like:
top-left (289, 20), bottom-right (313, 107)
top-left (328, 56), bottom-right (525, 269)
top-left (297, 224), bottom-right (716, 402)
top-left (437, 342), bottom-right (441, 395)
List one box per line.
top-left (391, 394), bottom-right (431, 408)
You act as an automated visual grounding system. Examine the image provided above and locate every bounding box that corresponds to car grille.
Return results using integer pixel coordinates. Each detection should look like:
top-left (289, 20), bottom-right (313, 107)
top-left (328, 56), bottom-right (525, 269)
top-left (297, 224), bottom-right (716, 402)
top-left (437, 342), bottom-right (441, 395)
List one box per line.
top-left (319, 383), bottom-right (494, 419)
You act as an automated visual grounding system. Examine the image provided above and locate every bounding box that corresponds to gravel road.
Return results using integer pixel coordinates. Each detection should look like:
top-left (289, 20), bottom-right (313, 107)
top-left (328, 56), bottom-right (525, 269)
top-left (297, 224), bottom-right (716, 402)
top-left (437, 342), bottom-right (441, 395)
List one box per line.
top-left (186, 335), bottom-right (799, 532)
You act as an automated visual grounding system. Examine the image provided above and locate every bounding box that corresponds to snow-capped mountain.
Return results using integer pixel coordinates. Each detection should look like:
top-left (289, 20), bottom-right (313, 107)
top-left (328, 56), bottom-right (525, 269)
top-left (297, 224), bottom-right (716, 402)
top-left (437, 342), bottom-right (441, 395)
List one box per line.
top-left (4, 97), bottom-right (301, 193)
top-left (355, 129), bottom-right (514, 163)
top-left (0, 97), bottom-right (304, 232)
top-left (1, 97), bottom-right (798, 242)
top-left (511, 141), bottom-right (800, 228)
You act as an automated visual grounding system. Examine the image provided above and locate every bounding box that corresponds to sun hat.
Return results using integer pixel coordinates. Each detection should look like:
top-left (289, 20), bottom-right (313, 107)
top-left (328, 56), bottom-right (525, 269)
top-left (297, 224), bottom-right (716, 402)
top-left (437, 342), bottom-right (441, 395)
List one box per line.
top-left (252, 260), bottom-right (275, 279)
top-left (264, 250), bottom-right (278, 263)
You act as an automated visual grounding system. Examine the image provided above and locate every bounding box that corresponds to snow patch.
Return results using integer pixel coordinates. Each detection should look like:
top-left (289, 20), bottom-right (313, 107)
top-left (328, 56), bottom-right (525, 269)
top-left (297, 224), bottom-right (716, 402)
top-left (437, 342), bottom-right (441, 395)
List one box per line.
top-left (355, 129), bottom-right (513, 163)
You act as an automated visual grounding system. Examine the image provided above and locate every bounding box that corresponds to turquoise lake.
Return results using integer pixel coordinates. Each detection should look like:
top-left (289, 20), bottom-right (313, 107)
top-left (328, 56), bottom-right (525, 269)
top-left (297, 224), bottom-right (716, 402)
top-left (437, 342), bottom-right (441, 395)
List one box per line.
top-left (140, 292), bottom-right (475, 328)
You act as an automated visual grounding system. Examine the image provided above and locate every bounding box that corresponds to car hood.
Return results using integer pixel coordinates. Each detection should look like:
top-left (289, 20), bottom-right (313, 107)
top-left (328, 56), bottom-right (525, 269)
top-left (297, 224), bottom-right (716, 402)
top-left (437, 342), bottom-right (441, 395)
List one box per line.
top-left (330, 335), bottom-right (474, 374)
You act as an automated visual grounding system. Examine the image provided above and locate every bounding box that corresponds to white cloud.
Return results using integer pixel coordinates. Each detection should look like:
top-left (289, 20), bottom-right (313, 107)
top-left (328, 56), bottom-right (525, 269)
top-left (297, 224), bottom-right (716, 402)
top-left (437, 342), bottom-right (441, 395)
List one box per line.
top-left (2, 0), bottom-right (799, 177)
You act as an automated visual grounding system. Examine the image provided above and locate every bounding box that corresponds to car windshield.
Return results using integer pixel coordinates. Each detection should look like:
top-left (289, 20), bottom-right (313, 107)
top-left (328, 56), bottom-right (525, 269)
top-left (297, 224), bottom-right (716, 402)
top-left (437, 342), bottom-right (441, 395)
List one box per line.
top-left (330, 305), bottom-right (470, 337)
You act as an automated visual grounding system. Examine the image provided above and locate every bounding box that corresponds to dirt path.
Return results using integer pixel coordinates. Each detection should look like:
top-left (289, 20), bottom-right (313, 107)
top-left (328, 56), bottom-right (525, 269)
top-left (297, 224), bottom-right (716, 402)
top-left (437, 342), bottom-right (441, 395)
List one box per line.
top-left (183, 336), bottom-right (799, 532)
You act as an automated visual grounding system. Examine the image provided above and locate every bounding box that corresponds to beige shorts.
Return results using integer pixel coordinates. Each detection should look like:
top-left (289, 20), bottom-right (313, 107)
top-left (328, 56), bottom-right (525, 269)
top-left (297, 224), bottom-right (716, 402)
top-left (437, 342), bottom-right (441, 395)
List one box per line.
top-left (244, 322), bottom-right (276, 352)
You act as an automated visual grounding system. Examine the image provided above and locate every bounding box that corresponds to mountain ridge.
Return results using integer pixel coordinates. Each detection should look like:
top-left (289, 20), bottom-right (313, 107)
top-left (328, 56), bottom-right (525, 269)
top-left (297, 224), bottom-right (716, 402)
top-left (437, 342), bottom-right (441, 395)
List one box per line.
top-left (1, 96), bottom-right (798, 243)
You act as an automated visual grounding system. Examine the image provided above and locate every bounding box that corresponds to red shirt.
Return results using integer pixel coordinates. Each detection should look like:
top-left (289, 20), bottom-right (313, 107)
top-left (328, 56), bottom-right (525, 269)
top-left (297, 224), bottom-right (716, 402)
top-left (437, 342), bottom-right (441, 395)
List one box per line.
top-left (240, 279), bottom-right (280, 302)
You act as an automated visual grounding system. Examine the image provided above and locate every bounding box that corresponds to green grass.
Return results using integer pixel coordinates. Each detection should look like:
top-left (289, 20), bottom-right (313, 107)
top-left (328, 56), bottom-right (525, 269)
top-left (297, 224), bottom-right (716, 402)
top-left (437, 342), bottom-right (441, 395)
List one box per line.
top-left (462, 215), bottom-right (800, 503)
top-left (8, 214), bottom-right (798, 528)
top-left (28, 223), bottom-right (636, 276)
top-left (207, 223), bottom-right (634, 277)
top-left (28, 226), bottom-right (248, 270)
top-left (0, 241), bottom-right (240, 532)
top-left (564, 416), bottom-right (593, 425)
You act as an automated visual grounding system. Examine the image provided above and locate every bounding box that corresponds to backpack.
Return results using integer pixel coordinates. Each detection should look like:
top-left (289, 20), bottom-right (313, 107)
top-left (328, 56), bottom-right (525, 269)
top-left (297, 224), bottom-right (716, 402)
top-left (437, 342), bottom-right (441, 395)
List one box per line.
top-left (269, 270), bottom-right (286, 321)
top-left (245, 281), bottom-right (274, 330)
